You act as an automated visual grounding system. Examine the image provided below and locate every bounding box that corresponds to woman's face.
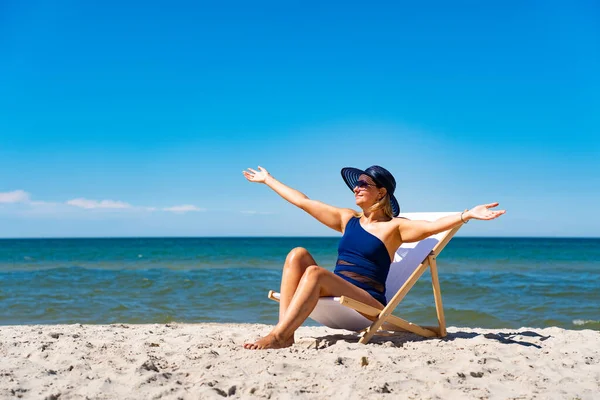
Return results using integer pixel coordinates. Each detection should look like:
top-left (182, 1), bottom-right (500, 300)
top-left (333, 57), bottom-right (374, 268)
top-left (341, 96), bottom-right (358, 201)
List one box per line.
top-left (353, 174), bottom-right (382, 208)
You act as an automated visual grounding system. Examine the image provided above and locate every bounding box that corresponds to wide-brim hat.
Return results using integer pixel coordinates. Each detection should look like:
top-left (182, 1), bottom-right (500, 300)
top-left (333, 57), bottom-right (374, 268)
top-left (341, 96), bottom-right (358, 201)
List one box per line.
top-left (341, 165), bottom-right (400, 217)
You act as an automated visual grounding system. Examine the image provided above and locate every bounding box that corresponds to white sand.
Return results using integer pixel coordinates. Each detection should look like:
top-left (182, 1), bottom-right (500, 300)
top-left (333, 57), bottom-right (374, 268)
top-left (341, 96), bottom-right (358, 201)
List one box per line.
top-left (1, 323), bottom-right (598, 399)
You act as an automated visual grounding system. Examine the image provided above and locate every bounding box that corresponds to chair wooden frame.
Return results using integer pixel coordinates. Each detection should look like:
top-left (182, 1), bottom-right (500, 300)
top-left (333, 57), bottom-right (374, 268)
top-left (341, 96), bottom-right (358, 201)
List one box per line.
top-left (268, 224), bottom-right (461, 344)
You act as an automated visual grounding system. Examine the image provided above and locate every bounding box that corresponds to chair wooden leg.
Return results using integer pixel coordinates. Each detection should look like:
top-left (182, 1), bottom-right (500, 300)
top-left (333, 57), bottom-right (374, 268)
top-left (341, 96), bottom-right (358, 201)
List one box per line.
top-left (379, 323), bottom-right (441, 336)
top-left (377, 315), bottom-right (438, 338)
top-left (428, 255), bottom-right (447, 337)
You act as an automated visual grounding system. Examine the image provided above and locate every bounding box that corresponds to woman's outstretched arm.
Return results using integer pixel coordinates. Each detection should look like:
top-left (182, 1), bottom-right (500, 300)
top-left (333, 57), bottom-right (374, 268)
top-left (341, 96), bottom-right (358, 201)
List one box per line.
top-left (243, 166), bottom-right (353, 232)
top-left (397, 202), bottom-right (506, 242)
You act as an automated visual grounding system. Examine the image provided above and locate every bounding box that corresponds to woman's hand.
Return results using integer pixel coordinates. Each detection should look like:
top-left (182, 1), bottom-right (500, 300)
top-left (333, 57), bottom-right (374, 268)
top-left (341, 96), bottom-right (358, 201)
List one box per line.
top-left (243, 166), bottom-right (271, 184)
top-left (466, 202), bottom-right (506, 221)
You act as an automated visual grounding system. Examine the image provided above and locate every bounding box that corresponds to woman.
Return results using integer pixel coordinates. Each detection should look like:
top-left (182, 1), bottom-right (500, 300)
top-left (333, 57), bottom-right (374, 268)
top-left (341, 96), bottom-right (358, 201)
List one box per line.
top-left (242, 165), bottom-right (505, 350)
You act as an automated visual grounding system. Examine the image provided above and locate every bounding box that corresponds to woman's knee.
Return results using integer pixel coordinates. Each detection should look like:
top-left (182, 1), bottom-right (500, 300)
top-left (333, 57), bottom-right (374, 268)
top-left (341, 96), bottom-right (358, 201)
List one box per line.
top-left (285, 247), bottom-right (311, 266)
top-left (302, 265), bottom-right (326, 282)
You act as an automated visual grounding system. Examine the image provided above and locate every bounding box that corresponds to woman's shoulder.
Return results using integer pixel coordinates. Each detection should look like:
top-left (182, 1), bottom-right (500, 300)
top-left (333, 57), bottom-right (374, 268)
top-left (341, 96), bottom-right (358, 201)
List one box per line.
top-left (342, 208), bottom-right (360, 219)
top-left (340, 209), bottom-right (360, 231)
top-left (388, 216), bottom-right (412, 229)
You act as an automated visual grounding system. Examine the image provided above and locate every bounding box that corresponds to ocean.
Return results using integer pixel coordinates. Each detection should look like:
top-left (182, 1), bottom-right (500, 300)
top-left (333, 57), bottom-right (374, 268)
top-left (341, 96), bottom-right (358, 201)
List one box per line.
top-left (0, 237), bottom-right (598, 330)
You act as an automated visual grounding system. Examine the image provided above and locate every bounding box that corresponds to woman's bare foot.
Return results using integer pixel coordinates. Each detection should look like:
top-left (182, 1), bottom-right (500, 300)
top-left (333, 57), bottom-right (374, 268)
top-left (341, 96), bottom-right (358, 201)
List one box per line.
top-left (243, 333), bottom-right (294, 350)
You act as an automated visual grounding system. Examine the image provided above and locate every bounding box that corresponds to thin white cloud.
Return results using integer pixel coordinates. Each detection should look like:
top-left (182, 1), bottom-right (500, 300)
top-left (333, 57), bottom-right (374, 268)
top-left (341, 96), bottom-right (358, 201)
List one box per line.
top-left (29, 200), bottom-right (59, 206)
top-left (1, 191), bottom-right (206, 215)
top-left (0, 190), bottom-right (30, 203)
top-left (163, 204), bottom-right (204, 212)
top-left (67, 198), bottom-right (132, 210)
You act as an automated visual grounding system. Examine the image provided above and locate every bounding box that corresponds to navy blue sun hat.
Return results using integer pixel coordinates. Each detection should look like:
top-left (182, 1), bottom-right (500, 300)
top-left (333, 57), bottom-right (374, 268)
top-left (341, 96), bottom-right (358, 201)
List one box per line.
top-left (341, 165), bottom-right (400, 217)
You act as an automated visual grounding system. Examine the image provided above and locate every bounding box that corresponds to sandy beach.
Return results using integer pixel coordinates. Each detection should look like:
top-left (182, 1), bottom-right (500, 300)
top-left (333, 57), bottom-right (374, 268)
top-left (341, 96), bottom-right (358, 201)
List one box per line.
top-left (1, 323), bottom-right (598, 399)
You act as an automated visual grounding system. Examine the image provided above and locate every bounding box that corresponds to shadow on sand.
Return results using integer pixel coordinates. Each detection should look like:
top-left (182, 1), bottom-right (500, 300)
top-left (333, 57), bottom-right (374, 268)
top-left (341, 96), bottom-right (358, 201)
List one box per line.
top-left (303, 329), bottom-right (551, 349)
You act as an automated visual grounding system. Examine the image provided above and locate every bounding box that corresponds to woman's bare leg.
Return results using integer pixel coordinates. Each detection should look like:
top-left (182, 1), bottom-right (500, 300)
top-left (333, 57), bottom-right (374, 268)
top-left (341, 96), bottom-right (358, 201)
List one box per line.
top-left (278, 247), bottom-right (317, 322)
top-left (244, 266), bottom-right (384, 350)
top-left (241, 247), bottom-right (316, 350)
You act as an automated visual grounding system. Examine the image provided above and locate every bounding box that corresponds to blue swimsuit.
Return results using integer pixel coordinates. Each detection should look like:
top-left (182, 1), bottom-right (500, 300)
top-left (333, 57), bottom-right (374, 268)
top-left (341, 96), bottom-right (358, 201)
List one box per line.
top-left (334, 217), bottom-right (391, 305)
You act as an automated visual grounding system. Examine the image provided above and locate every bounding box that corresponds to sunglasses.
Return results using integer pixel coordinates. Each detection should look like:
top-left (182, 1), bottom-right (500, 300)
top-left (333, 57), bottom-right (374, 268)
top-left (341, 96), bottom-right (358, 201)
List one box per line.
top-left (355, 180), bottom-right (378, 190)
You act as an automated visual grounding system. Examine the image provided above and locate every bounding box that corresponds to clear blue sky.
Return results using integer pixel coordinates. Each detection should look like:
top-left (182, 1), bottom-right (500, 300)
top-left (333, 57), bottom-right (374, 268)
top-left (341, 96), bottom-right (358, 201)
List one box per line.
top-left (1, 1), bottom-right (598, 237)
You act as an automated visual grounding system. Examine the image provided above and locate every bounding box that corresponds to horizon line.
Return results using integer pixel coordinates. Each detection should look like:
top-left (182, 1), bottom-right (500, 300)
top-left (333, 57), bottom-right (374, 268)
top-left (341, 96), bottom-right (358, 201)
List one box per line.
top-left (0, 235), bottom-right (598, 240)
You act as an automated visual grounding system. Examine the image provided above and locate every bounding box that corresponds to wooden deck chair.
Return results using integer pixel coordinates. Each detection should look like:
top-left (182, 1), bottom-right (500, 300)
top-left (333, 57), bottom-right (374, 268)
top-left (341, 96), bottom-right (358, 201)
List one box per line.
top-left (268, 212), bottom-right (463, 344)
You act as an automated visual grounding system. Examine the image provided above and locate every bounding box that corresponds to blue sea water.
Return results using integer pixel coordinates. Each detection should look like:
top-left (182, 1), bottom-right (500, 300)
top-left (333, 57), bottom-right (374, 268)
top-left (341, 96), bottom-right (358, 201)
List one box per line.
top-left (0, 237), bottom-right (598, 330)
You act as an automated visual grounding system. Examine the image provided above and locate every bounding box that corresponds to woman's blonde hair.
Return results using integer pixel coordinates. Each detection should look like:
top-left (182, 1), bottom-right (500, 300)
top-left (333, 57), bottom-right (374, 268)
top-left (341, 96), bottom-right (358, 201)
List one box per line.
top-left (370, 193), bottom-right (394, 219)
top-left (354, 193), bottom-right (395, 219)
